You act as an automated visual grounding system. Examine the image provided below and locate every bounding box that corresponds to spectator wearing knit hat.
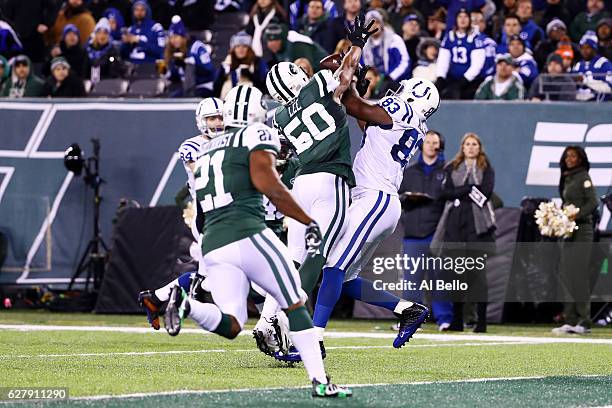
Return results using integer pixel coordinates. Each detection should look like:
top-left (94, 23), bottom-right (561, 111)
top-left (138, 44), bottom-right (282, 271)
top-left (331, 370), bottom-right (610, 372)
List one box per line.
top-left (475, 53), bottom-right (525, 99)
top-left (402, 14), bottom-right (426, 74)
top-left (507, 34), bottom-right (539, 87)
top-left (528, 53), bottom-right (576, 100)
top-left (85, 18), bottom-right (125, 82)
top-left (390, 0), bottom-right (425, 35)
top-left (569, 0), bottom-right (609, 43)
top-left (572, 30), bottom-right (612, 100)
top-left (245, 0), bottom-right (288, 57)
top-left (45, 24), bottom-right (88, 78)
top-left (412, 37), bottom-right (440, 82)
top-left (534, 19), bottom-right (581, 70)
top-left (437, 0), bottom-right (485, 32)
top-left (103, 8), bottom-right (126, 47)
top-left (596, 18), bottom-right (612, 61)
top-left (362, 9), bottom-right (411, 81)
top-left (214, 31), bottom-right (268, 98)
top-left (164, 15), bottom-right (215, 97)
top-left (0, 54), bottom-right (45, 97)
top-left (120, 0), bottom-right (165, 64)
top-left (46, 0), bottom-right (96, 47)
top-left (42, 56), bottom-right (86, 97)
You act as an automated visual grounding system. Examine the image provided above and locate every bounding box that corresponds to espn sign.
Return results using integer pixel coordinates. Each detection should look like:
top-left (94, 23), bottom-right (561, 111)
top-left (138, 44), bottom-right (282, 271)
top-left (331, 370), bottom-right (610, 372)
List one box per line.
top-left (525, 122), bottom-right (612, 186)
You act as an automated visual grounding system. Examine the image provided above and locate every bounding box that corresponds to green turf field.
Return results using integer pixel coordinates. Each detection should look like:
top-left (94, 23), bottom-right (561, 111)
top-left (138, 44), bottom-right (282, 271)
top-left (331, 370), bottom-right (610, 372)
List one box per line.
top-left (0, 311), bottom-right (611, 407)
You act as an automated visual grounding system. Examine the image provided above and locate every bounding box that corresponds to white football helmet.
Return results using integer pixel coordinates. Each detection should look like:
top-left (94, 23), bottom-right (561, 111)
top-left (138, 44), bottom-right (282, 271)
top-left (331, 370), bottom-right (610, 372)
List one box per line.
top-left (265, 62), bottom-right (309, 105)
top-left (223, 85), bottom-right (267, 128)
top-left (394, 78), bottom-right (440, 121)
top-left (195, 97), bottom-right (224, 137)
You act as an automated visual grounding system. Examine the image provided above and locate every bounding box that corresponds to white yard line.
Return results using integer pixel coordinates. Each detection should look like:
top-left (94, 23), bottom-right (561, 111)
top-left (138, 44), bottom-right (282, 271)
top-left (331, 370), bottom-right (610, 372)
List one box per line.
top-left (55, 375), bottom-right (610, 402)
top-left (2, 324), bottom-right (612, 345)
top-left (0, 341), bottom-right (540, 359)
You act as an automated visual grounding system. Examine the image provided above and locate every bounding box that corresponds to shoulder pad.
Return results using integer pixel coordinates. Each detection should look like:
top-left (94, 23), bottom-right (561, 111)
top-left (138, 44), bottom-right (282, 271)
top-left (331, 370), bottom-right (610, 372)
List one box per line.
top-left (311, 69), bottom-right (339, 97)
top-left (377, 96), bottom-right (414, 127)
top-left (179, 136), bottom-right (203, 163)
top-left (242, 123), bottom-right (281, 153)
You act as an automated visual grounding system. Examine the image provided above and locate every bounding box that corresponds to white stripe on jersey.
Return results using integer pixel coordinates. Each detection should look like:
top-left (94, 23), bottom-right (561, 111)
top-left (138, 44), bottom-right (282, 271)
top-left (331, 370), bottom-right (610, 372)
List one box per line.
top-left (352, 96), bottom-right (427, 196)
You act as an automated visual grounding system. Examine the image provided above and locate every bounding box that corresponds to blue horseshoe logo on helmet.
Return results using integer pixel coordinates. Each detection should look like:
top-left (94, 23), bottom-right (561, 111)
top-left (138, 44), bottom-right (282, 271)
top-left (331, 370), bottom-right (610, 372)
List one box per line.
top-left (411, 80), bottom-right (431, 99)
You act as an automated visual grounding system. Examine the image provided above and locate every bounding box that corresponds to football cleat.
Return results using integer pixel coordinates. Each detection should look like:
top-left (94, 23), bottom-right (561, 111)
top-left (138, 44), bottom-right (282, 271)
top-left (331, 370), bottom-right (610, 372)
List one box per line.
top-left (164, 285), bottom-right (190, 336)
top-left (138, 290), bottom-right (163, 330)
top-left (274, 341), bottom-right (326, 363)
top-left (253, 316), bottom-right (281, 357)
top-left (393, 303), bottom-right (429, 348)
top-left (312, 377), bottom-right (352, 398)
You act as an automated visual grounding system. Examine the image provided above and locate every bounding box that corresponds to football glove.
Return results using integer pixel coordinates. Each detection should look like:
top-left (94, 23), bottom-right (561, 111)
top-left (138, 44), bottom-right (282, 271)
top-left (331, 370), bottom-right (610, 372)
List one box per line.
top-left (346, 14), bottom-right (378, 49)
top-left (305, 221), bottom-right (322, 257)
top-left (355, 64), bottom-right (371, 97)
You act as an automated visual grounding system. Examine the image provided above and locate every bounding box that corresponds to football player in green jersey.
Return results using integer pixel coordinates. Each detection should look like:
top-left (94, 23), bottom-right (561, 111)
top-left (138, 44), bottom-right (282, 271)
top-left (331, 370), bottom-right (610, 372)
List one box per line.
top-left (263, 15), bottom-right (377, 360)
top-left (163, 84), bottom-right (352, 398)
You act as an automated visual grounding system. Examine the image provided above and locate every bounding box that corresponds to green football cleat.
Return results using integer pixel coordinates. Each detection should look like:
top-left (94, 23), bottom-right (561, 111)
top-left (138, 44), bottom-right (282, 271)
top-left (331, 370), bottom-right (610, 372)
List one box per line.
top-left (164, 285), bottom-right (190, 336)
top-left (312, 377), bottom-right (352, 398)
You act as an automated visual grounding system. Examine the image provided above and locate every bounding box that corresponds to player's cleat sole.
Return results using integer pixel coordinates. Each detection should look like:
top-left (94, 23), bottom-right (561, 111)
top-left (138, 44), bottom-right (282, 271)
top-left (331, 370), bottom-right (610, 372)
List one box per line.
top-left (274, 341), bottom-right (326, 363)
top-left (137, 290), bottom-right (162, 330)
top-left (164, 285), bottom-right (189, 337)
top-left (312, 377), bottom-right (352, 398)
top-left (393, 303), bottom-right (429, 348)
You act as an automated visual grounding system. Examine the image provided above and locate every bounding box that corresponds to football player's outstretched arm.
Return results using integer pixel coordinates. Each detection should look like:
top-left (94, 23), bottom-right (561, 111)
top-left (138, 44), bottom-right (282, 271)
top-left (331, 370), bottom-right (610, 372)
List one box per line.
top-left (341, 84), bottom-right (393, 127)
top-left (333, 15), bottom-right (378, 100)
top-left (250, 150), bottom-right (313, 226)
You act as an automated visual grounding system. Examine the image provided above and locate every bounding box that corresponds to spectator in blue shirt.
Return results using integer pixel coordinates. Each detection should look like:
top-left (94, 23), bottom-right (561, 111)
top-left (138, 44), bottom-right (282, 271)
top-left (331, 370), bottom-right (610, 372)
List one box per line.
top-left (120, 0), bottom-right (165, 64)
top-left (288, 0), bottom-right (337, 30)
top-left (164, 15), bottom-right (216, 97)
top-left (498, 14), bottom-right (533, 53)
top-left (0, 17), bottom-right (23, 59)
top-left (507, 35), bottom-right (538, 87)
top-left (103, 8), bottom-right (125, 47)
top-left (516, 0), bottom-right (544, 49)
top-left (573, 30), bottom-right (611, 100)
top-left (297, 0), bottom-right (334, 52)
top-left (435, 8), bottom-right (486, 99)
top-left (471, 10), bottom-right (498, 78)
top-left (437, 0), bottom-right (485, 32)
top-left (362, 9), bottom-right (411, 81)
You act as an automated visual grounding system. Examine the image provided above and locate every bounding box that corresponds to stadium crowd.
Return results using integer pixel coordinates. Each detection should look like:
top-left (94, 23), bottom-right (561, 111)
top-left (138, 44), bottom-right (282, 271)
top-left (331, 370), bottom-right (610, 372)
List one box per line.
top-left (0, 0), bottom-right (610, 100)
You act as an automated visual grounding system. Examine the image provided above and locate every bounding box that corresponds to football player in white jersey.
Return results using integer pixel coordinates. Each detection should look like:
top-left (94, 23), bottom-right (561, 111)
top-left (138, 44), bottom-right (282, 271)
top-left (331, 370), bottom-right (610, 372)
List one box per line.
top-left (317, 78), bottom-right (439, 346)
top-left (280, 78), bottom-right (440, 362)
top-left (137, 97), bottom-right (223, 330)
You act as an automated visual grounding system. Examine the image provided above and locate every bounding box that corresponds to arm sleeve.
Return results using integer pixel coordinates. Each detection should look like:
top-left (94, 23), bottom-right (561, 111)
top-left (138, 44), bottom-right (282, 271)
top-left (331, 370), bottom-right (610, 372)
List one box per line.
top-left (479, 165), bottom-right (495, 199)
top-left (178, 139), bottom-right (201, 163)
top-left (377, 95), bottom-right (413, 126)
top-left (388, 38), bottom-right (410, 81)
top-left (243, 123), bottom-right (281, 153)
top-left (436, 47), bottom-right (451, 79)
top-left (313, 69), bottom-right (340, 96)
top-left (464, 48), bottom-right (486, 81)
top-left (576, 175), bottom-right (599, 223)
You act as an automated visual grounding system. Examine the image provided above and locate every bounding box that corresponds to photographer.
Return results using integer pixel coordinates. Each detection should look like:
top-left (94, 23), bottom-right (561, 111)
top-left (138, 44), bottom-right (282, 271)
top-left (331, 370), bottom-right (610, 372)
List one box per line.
top-left (398, 130), bottom-right (453, 330)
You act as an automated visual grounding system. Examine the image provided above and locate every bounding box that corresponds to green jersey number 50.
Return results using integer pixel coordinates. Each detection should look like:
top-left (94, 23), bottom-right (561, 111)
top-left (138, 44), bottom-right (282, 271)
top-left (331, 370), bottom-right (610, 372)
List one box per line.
top-left (283, 102), bottom-right (336, 154)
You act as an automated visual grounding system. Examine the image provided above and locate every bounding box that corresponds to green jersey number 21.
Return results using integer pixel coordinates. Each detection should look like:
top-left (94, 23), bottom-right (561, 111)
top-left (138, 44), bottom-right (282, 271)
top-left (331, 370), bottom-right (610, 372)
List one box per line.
top-left (283, 102), bottom-right (336, 154)
top-left (196, 150), bottom-right (233, 212)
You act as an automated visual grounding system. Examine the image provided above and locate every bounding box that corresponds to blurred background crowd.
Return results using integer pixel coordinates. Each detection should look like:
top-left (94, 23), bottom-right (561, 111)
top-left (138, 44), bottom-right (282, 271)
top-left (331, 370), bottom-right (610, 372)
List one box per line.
top-left (0, 0), bottom-right (609, 100)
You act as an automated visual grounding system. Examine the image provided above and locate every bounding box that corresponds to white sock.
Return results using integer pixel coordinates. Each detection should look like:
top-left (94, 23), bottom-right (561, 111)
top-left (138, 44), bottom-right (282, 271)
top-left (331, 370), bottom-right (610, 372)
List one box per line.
top-left (290, 328), bottom-right (327, 384)
top-left (260, 295), bottom-right (281, 320)
top-left (154, 278), bottom-right (179, 302)
top-left (188, 300), bottom-right (223, 331)
top-left (393, 300), bottom-right (414, 315)
top-left (314, 326), bottom-right (325, 342)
